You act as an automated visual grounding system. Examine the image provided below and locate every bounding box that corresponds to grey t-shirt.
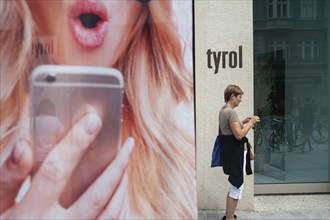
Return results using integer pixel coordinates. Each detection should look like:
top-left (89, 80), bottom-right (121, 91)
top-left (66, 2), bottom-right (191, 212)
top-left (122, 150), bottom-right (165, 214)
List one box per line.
top-left (219, 105), bottom-right (243, 135)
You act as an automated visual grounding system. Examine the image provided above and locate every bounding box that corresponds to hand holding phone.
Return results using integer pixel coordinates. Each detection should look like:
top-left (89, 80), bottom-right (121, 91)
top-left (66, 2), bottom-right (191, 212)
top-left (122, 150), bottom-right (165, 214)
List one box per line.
top-left (30, 65), bottom-right (124, 207)
top-left (1, 114), bottom-right (134, 219)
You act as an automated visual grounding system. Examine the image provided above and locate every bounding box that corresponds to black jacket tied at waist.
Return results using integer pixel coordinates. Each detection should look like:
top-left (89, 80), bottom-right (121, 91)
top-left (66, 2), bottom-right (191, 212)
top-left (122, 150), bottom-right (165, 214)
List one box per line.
top-left (220, 135), bottom-right (253, 188)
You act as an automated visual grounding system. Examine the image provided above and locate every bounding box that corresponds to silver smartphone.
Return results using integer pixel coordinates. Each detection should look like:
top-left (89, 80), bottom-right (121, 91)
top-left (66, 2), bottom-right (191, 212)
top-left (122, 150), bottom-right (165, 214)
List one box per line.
top-left (30, 65), bottom-right (124, 208)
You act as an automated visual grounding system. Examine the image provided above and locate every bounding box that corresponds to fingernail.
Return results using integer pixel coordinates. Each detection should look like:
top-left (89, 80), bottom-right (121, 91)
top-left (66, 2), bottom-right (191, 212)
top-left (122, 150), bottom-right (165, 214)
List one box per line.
top-left (11, 140), bottom-right (28, 164)
top-left (84, 114), bottom-right (101, 135)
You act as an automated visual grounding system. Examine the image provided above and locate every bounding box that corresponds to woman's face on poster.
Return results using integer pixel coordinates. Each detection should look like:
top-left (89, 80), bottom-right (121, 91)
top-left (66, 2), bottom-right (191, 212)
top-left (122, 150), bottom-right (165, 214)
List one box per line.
top-left (27, 0), bottom-right (143, 66)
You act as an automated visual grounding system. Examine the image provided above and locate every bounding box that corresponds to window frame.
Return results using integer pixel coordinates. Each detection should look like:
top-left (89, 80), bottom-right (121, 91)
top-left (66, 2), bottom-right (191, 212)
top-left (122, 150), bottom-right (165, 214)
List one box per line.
top-left (301, 0), bottom-right (317, 20)
top-left (267, 0), bottom-right (291, 18)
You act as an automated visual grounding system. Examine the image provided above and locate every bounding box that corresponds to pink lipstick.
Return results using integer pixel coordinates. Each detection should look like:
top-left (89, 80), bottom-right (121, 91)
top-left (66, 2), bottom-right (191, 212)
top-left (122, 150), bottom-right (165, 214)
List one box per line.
top-left (68, 0), bottom-right (109, 49)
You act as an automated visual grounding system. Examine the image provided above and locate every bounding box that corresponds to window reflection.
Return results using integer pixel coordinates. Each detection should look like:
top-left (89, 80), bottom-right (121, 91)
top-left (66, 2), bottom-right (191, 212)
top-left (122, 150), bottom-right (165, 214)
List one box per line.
top-left (253, 0), bottom-right (329, 185)
top-left (301, 0), bottom-right (316, 19)
top-left (267, 0), bottom-right (290, 18)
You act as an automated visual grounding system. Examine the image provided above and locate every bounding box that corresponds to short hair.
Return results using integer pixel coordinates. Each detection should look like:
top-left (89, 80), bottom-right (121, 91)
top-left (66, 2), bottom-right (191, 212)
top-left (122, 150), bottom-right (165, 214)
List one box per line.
top-left (224, 84), bottom-right (244, 102)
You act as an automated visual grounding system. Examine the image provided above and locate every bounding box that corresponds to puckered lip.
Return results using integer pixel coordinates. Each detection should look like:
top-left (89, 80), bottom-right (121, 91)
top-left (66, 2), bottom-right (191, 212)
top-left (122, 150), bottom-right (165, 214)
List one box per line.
top-left (69, 0), bottom-right (108, 21)
top-left (68, 0), bottom-right (109, 49)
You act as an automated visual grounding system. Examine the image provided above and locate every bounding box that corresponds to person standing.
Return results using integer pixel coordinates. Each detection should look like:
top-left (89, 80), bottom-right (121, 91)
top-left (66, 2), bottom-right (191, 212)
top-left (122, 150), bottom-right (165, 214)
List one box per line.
top-left (219, 85), bottom-right (260, 220)
top-left (299, 97), bottom-right (314, 152)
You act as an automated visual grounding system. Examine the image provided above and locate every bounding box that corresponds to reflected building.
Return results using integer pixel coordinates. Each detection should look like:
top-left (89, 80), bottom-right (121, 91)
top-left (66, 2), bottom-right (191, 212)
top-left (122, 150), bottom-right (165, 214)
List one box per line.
top-left (253, 0), bottom-right (329, 193)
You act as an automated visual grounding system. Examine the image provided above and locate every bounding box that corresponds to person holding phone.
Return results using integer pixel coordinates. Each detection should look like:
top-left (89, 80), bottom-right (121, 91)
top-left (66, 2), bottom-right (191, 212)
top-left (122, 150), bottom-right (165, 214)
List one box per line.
top-left (219, 85), bottom-right (260, 220)
top-left (0, 0), bottom-right (195, 219)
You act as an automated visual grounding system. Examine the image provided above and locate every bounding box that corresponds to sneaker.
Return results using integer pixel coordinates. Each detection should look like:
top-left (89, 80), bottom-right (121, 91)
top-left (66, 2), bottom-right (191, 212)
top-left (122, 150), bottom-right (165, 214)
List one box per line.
top-left (222, 215), bottom-right (237, 220)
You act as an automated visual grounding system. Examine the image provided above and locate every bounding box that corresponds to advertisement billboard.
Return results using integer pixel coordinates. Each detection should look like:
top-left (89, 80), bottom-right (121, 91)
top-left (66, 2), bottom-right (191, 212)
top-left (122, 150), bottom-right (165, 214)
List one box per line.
top-left (0, 1), bottom-right (196, 219)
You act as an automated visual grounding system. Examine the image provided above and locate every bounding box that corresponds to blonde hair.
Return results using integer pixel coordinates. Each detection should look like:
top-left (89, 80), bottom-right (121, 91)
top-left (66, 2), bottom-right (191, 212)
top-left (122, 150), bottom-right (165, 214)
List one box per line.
top-left (0, 1), bottom-right (196, 219)
top-left (0, 1), bottom-right (34, 148)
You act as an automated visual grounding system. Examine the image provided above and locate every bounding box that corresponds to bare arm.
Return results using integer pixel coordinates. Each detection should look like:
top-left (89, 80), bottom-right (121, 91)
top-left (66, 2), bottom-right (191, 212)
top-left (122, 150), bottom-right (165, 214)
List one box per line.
top-left (230, 116), bottom-right (260, 140)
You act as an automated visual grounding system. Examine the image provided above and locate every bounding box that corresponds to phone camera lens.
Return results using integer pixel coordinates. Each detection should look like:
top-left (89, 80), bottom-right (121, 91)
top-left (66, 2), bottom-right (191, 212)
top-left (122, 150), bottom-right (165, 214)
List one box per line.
top-left (46, 73), bottom-right (56, 83)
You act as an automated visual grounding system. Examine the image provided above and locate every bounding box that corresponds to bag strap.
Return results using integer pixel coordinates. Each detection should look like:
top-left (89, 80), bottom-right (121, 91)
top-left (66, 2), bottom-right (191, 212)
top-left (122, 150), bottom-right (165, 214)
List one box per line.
top-left (218, 125), bottom-right (222, 135)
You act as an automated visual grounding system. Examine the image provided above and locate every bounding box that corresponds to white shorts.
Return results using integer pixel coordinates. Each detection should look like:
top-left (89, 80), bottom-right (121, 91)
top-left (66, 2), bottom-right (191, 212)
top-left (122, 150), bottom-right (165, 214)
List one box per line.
top-left (228, 150), bottom-right (247, 200)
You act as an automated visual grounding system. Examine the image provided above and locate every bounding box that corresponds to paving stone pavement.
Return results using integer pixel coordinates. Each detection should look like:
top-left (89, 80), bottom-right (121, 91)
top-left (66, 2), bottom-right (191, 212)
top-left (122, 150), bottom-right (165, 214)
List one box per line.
top-left (198, 194), bottom-right (330, 220)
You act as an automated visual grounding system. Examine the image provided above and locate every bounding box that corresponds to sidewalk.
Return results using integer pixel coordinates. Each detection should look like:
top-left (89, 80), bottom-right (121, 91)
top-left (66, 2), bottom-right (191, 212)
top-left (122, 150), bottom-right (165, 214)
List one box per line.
top-left (198, 194), bottom-right (330, 220)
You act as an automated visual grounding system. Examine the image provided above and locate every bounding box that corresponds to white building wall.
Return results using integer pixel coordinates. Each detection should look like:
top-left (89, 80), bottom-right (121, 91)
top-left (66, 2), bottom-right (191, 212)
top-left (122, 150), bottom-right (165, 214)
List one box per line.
top-left (195, 0), bottom-right (255, 210)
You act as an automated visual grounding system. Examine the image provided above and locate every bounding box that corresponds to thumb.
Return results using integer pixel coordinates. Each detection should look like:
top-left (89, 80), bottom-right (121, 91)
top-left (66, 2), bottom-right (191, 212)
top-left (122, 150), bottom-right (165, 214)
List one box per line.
top-left (0, 140), bottom-right (33, 213)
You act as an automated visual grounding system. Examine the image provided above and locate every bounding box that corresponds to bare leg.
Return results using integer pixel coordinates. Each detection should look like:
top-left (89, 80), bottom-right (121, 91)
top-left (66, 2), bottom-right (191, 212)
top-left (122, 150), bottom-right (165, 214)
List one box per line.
top-left (225, 193), bottom-right (238, 220)
top-left (301, 134), bottom-right (308, 152)
top-left (307, 135), bottom-right (313, 150)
